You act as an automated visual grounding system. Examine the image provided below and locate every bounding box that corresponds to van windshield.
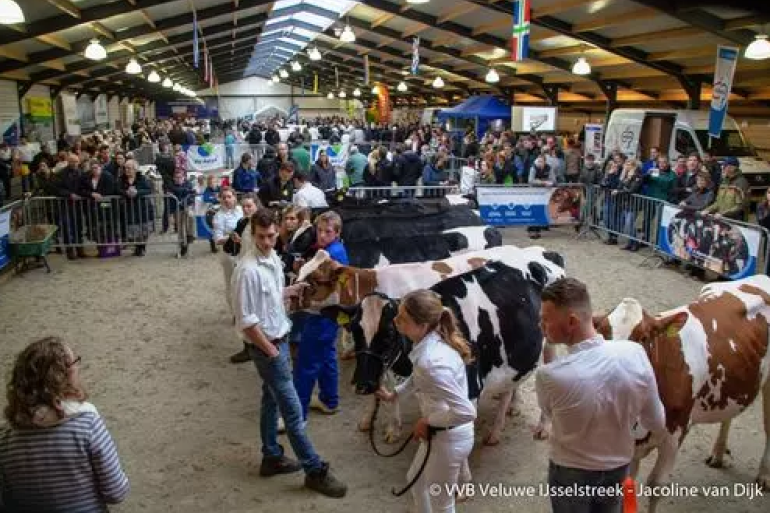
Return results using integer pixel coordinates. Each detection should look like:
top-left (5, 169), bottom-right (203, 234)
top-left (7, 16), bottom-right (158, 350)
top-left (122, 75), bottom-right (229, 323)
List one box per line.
top-left (695, 130), bottom-right (757, 157)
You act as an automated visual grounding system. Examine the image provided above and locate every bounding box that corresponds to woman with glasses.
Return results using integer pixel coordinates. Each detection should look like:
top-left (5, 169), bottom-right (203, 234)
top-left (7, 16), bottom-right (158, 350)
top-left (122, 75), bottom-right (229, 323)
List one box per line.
top-left (0, 337), bottom-right (129, 511)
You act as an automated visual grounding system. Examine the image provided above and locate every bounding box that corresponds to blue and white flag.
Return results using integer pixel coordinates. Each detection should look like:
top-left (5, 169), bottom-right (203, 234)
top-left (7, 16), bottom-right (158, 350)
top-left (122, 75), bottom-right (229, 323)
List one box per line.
top-left (708, 45), bottom-right (739, 139)
top-left (411, 37), bottom-right (420, 75)
top-left (193, 12), bottom-right (199, 69)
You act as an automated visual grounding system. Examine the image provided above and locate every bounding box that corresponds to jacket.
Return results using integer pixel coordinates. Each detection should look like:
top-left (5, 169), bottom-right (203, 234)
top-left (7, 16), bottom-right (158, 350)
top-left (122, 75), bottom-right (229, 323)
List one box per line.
top-left (232, 167), bottom-right (260, 193)
top-left (120, 174), bottom-right (152, 225)
top-left (311, 163), bottom-right (336, 191)
top-left (345, 153), bottom-right (368, 186)
top-left (672, 171), bottom-right (699, 203)
top-left (703, 171), bottom-right (749, 220)
top-left (259, 176), bottom-right (294, 206)
top-left (681, 188), bottom-right (715, 211)
top-left (258, 154), bottom-right (279, 183)
top-left (394, 151), bottom-right (423, 186)
top-left (644, 169), bottom-right (677, 202)
top-left (166, 180), bottom-right (195, 213)
top-left (56, 166), bottom-right (83, 198)
top-left (529, 164), bottom-right (555, 185)
top-left (154, 153), bottom-right (176, 191)
top-left (579, 163), bottom-right (602, 187)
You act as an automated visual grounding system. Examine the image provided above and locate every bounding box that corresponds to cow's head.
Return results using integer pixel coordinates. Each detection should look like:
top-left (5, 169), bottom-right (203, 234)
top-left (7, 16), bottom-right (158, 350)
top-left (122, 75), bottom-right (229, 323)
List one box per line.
top-left (295, 250), bottom-right (377, 311)
top-left (593, 298), bottom-right (689, 351)
top-left (321, 293), bottom-right (412, 395)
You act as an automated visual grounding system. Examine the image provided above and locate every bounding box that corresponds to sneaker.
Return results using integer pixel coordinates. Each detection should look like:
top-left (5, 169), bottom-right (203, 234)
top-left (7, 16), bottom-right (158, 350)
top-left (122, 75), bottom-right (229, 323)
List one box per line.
top-left (305, 462), bottom-right (347, 498)
top-left (310, 396), bottom-right (339, 415)
top-left (259, 455), bottom-right (302, 477)
top-left (229, 348), bottom-right (250, 364)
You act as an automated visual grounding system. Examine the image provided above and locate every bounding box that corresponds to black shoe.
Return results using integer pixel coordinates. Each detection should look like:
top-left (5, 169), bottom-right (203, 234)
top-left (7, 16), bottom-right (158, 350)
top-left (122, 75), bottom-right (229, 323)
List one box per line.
top-left (209, 239), bottom-right (218, 253)
top-left (305, 462), bottom-right (347, 498)
top-left (259, 455), bottom-right (302, 477)
top-left (76, 248), bottom-right (86, 258)
top-left (181, 244), bottom-right (188, 257)
top-left (229, 348), bottom-right (250, 364)
top-left (66, 249), bottom-right (77, 260)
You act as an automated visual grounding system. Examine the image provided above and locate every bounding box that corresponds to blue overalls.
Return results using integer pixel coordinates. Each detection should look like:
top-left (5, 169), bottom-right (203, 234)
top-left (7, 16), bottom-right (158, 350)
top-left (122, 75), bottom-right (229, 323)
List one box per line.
top-left (293, 239), bottom-right (349, 420)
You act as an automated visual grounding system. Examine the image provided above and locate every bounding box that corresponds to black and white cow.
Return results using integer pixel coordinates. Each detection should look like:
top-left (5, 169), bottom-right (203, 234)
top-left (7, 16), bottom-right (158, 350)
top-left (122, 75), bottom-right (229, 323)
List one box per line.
top-left (323, 258), bottom-right (559, 446)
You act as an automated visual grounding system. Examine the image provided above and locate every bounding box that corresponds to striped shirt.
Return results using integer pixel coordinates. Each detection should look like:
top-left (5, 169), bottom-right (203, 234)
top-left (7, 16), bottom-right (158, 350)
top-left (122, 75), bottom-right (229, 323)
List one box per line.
top-left (0, 412), bottom-right (129, 512)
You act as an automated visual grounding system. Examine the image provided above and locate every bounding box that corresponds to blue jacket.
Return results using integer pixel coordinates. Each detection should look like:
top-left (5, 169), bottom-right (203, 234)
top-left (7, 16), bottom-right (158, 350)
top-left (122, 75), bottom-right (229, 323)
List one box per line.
top-left (202, 186), bottom-right (220, 204)
top-left (324, 239), bottom-right (349, 266)
top-left (232, 167), bottom-right (260, 193)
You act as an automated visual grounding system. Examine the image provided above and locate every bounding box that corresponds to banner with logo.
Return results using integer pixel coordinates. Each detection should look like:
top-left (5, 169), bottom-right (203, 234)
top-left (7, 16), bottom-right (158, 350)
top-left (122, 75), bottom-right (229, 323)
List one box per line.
top-left (584, 123), bottom-right (603, 159)
top-left (95, 94), bottom-right (109, 128)
top-left (311, 142), bottom-right (350, 169)
top-left (708, 46), bottom-right (739, 139)
top-left (476, 185), bottom-right (584, 226)
top-left (0, 208), bottom-right (11, 271)
top-left (25, 97), bottom-right (53, 122)
top-left (658, 205), bottom-right (761, 280)
top-left (60, 93), bottom-right (80, 136)
top-left (186, 143), bottom-right (225, 171)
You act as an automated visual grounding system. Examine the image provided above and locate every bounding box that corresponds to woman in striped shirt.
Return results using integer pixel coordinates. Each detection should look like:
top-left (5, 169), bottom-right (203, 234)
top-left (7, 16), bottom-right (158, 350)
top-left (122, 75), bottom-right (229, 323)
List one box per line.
top-left (0, 337), bottom-right (129, 512)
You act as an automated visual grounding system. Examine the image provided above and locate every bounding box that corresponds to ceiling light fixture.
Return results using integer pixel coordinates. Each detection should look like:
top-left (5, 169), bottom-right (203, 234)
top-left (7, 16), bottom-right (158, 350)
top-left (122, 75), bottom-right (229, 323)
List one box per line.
top-left (84, 39), bottom-right (107, 61)
top-left (485, 68), bottom-right (499, 83)
top-left (162, 78), bottom-right (173, 88)
top-left (291, 61), bottom-right (302, 72)
top-left (745, 34), bottom-right (770, 60)
top-left (353, 88), bottom-right (361, 97)
top-left (125, 58), bottom-right (142, 75)
top-left (372, 85), bottom-right (380, 95)
top-left (397, 81), bottom-right (407, 92)
top-left (271, 75), bottom-right (279, 83)
top-left (279, 69), bottom-right (289, 78)
top-left (433, 76), bottom-right (444, 88)
top-left (308, 47), bottom-right (322, 61)
top-left (147, 71), bottom-right (161, 83)
top-left (173, 83), bottom-right (181, 91)
top-left (572, 56), bottom-right (591, 75)
top-left (327, 92), bottom-right (335, 99)
top-left (340, 24), bottom-right (356, 43)
top-left (339, 90), bottom-right (347, 98)
top-left (406, 0), bottom-right (430, 4)
top-left (0, 0), bottom-right (25, 24)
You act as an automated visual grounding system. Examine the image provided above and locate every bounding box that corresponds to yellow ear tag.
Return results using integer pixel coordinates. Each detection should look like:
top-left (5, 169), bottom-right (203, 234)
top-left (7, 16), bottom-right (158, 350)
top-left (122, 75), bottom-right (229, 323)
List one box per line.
top-left (338, 273), bottom-right (349, 286)
top-left (337, 312), bottom-right (350, 326)
top-left (665, 324), bottom-right (680, 338)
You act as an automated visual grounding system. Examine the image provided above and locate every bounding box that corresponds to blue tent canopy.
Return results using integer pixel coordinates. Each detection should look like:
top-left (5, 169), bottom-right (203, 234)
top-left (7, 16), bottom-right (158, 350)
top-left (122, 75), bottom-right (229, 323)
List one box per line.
top-left (437, 95), bottom-right (511, 121)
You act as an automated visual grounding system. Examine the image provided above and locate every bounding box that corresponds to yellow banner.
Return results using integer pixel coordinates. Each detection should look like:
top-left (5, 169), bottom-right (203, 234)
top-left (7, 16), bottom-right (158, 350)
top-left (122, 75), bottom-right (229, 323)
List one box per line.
top-left (25, 97), bottom-right (53, 120)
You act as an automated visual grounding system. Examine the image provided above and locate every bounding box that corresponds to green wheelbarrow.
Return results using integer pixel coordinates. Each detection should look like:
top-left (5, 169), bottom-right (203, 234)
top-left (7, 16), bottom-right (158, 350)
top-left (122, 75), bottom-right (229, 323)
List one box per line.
top-left (10, 225), bottom-right (58, 274)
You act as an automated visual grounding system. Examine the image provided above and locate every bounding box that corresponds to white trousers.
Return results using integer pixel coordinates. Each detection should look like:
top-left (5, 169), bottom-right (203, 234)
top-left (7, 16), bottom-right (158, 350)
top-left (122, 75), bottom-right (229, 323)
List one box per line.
top-left (407, 422), bottom-right (474, 513)
top-left (220, 252), bottom-right (237, 314)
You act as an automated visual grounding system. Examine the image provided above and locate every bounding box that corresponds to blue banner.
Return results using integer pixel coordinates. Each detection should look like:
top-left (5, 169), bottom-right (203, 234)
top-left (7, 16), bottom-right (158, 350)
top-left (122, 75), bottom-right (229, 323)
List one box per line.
top-left (708, 46), bottom-right (739, 139)
top-left (476, 186), bottom-right (583, 226)
top-left (658, 205), bottom-right (761, 281)
top-left (0, 209), bottom-right (10, 271)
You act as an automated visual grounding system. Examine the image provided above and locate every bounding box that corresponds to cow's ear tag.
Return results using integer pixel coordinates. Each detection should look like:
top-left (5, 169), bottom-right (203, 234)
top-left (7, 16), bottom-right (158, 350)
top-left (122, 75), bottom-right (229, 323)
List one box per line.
top-left (337, 312), bottom-right (350, 326)
top-left (665, 324), bottom-right (680, 338)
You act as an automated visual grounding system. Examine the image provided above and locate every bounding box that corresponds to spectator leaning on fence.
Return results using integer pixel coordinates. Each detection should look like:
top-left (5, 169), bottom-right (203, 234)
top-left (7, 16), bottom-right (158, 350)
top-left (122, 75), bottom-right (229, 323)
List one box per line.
top-left (0, 337), bottom-right (130, 511)
top-left (345, 146), bottom-right (368, 187)
top-left (701, 156), bottom-right (749, 221)
top-left (311, 150), bottom-right (336, 191)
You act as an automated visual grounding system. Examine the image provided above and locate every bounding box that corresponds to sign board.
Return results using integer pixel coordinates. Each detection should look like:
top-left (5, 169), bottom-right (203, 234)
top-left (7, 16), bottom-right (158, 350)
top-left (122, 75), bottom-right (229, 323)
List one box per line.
top-left (658, 205), bottom-right (762, 280)
top-left (0, 209), bottom-right (11, 271)
top-left (476, 186), bottom-right (583, 226)
top-left (511, 106), bottom-right (557, 132)
top-left (604, 120), bottom-right (640, 159)
top-left (311, 142), bottom-right (350, 169)
top-left (186, 144), bottom-right (224, 171)
top-left (95, 94), bottom-right (109, 128)
top-left (60, 93), bottom-right (80, 136)
top-left (25, 97), bottom-right (53, 122)
top-left (583, 123), bottom-right (603, 159)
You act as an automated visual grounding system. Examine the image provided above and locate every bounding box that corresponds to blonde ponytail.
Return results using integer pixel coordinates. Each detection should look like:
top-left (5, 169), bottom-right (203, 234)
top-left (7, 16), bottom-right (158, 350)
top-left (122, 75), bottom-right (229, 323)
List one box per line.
top-left (437, 307), bottom-right (473, 364)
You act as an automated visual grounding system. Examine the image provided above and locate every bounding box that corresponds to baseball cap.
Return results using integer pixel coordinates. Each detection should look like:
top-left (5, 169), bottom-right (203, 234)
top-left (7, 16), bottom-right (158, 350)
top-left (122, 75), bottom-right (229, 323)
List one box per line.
top-left (723, 156), bottom-right (739, 167)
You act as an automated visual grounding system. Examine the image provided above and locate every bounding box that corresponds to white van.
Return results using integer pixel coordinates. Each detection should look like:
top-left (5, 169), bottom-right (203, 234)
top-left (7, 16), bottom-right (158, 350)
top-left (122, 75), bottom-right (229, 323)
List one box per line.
top-left (604, 109), bottom-right (770, 199)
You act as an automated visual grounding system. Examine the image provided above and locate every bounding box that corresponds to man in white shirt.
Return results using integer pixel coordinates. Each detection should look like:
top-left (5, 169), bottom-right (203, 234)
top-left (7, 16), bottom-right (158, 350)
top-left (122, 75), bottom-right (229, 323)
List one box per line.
top-left (536, 277), bottom-right (666, 513)
top-left (292, 170), bottom-right (328, 209)
top-left (232, 208), bottom-right (346, 498)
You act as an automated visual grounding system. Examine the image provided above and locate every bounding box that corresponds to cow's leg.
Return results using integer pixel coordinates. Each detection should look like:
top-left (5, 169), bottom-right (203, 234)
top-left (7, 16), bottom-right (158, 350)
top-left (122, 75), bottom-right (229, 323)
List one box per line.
top-left (484, 386), bottom-right (514, 446)
top-left (384, 371), bottom-right (403, 444)
top-left (645, 434), bottom-right (680, 513)
top-left (757, 379), bottom-right (770, 490)
top-left (705, 420), bottom-right (733, 468)
top-left (358, 396), bottom-right (376, 432)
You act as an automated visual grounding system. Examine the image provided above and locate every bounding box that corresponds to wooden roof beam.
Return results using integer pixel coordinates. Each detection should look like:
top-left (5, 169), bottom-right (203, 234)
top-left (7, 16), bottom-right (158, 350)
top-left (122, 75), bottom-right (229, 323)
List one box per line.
top-left (437, 4), bottom-right (480, 24)
top-left (532, 0), bottom-right (602, 18)
top-left (472, 17), bottom-right (511, 36)
top-left (573, 7), bottom-right (659, 33)
top-left (371, 13), bottom-right (395, 28)
top-left (46, 0), bottom-right (81, 18)
top-left (36, 34), bottom-right (71, 51)
top-left (402, 22), bottom-right (428, 39)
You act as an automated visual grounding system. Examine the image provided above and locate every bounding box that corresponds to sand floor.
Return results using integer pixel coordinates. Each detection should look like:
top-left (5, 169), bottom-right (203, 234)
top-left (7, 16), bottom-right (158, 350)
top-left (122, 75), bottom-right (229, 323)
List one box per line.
top-left (0, 226), bottom-right (767, 513)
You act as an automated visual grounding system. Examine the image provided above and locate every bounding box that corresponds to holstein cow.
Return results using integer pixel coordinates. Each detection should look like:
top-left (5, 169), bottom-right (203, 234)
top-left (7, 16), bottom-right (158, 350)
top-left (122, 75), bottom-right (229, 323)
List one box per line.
top-left (322, 260), bottom-right (556, 446)
top-left (593, 275), bottom-right (770, 512)
top-left (295, 245), bottom-right (565, 442)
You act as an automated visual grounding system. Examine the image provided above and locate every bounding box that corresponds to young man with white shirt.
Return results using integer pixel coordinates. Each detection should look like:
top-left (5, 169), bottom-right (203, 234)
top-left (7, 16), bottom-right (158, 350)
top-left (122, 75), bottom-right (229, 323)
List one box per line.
top-left (536, 278), bottom-right (666, 513)
top-left (232, 208), bottom-right (347, 498)
top-left (292, 170), bottom-right (328, 209)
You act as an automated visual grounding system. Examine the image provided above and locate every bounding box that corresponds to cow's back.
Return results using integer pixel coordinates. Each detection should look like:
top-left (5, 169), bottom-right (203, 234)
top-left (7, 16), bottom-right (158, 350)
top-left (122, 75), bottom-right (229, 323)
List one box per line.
top-left (431, 261), bottom-right (544, 398)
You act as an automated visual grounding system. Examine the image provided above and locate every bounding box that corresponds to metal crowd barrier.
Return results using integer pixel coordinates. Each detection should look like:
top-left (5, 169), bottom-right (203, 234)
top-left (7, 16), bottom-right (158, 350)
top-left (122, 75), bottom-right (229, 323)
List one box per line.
top-left (579, 184), bottom-right (770, 279)
top-left (346, 185), bottom-right (458, 200)
top-left (20, 194), bottom-right (190, 257)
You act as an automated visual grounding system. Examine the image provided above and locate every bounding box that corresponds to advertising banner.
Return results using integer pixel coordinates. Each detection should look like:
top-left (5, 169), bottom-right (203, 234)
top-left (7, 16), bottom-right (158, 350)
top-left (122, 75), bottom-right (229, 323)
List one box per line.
top-left (25, 97), bottom-right (53, 122)
top-left (311, 142), bottom-right (350, 169)
top-left (60, 94), bottom-right (80, 136)
top-left (476, 186), bottom-right (583, 226)
top-left (95, 94), bottom-right (109, 128)
top-left (708, 46), bottom-right (739, 139)
top-left (186, 143), bottom-right (225, 172)
top-left (584, 123), bottom-right (603, 159)
top-left (0, 208), bottom-right (11, 271)
top-left (658, 205), bottom-right (761, 280)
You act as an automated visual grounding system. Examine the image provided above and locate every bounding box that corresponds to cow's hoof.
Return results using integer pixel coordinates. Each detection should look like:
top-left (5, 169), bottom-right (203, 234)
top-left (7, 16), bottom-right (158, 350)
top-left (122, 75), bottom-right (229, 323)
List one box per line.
top-left (483, 433), bottom-right (501, 446)
top-left (358, 419), bottom-right (372, 432)
top-left (705, 449), bottom-right (731, 468)
top-left (384, 428), bottom-right (401, 444)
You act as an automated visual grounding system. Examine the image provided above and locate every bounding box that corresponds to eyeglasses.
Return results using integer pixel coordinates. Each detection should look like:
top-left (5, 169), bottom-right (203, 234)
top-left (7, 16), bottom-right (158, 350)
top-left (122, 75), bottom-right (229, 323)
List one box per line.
top-left (67, 356), bottom-right (82, 368)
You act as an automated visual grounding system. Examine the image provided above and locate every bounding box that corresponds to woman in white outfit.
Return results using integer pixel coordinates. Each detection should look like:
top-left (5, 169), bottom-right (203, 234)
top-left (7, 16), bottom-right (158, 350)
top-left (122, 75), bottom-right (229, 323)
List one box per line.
top-left (212, 187), bottom-right (243, 315)
top-left (377, 290), bottom-right (476, 513)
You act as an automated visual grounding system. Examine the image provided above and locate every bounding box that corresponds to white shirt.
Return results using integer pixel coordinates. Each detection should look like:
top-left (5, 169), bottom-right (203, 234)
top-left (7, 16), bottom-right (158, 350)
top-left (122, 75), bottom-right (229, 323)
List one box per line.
top-left (535, 335), bottom-right (666, 471)
top-left (231, 249), bottom-right (291, 340)
top-left (395, 331), bottom-right (476, 428)
top-left (293, 182), bottom-right (328, 209)
top-left (213, 205), bottom-right (243, 241)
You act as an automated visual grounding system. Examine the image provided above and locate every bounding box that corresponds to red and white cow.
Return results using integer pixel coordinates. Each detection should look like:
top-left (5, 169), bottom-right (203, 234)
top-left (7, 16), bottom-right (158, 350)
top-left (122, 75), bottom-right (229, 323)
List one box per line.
top-left (593, 275), bottom-right (770, 512)
top-left (295, 245), bottom-right (565, 440)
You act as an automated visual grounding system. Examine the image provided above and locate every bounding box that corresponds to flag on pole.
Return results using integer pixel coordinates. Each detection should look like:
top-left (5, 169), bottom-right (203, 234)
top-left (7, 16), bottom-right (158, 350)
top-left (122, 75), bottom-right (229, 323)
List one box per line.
top-left (411, 37), bottom-right (420, 75)
top-left (708, 45), bottom-right (739, 138)
top-left (193, 11), bottom-right (199, 68)
top-left (511, 0), bottom-right (530, 62)
top-left (364, 55), bottom-right (370, 85)
top-left (313, 72), bottom-right (318, 94)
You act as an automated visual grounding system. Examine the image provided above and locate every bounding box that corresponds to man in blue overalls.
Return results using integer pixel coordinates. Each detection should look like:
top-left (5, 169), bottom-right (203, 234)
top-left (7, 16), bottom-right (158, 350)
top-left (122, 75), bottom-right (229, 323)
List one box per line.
top-left (294, 211), bottom-right (348, 420)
